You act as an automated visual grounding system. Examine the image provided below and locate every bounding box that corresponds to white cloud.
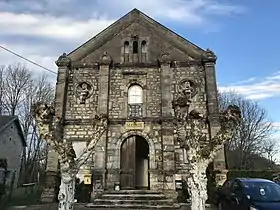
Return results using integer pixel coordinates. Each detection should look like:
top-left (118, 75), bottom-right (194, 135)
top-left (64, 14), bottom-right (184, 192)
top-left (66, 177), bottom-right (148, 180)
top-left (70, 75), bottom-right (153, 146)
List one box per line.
top-left (0, 0), bottom-right (245, 78)
top-left (0, 0), bottom-right (245, 41)
top-left (230, 77), bottom-right (257, 86)
top-left (0, 12), bottom-right (114, 41)
top-left (219, 71), bottom-right (280, 100)
top-left (272, 122), bottom-right (280, 131)
top-left (0, 43), bottom-right (58, 76)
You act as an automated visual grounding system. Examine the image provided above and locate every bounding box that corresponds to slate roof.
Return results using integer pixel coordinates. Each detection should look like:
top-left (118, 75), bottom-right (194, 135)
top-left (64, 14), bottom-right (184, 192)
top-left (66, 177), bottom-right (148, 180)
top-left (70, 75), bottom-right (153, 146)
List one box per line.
top-left (0, 115), bottom-right (27, 146)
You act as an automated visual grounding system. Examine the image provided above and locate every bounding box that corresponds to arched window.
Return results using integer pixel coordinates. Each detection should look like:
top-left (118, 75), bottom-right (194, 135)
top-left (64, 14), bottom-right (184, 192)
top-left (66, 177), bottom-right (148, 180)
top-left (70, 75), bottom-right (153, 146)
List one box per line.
top-left (133, 41), bottom-right (138, 54)
top-left (124, 41), bottom-right (129, 62)
top-left (141, 40), bottom-right (147, 62)
top-left (141, 41), bottom-right (147, 53)
top-left (128, 85), bottom-right (143, 104)
top-left (124, 41), bottom-right (129, 53)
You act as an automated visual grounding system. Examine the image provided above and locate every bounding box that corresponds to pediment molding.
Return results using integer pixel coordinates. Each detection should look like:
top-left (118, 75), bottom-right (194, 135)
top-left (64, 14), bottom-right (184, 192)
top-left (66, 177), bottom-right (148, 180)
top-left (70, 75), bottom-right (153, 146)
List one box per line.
top-left (68, 9), bottom-right (208, 62)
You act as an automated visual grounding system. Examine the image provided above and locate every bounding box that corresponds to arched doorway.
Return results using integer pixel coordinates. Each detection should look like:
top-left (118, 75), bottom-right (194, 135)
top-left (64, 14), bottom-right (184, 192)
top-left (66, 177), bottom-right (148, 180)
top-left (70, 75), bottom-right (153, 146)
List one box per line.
top-left (120, 135), bottom-right (150, 190)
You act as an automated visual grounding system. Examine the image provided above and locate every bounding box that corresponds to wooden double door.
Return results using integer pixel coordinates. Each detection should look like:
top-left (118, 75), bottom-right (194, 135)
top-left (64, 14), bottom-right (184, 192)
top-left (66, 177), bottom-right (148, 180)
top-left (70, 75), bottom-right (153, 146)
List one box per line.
top-left (120, 135), bottom-right (150, 190)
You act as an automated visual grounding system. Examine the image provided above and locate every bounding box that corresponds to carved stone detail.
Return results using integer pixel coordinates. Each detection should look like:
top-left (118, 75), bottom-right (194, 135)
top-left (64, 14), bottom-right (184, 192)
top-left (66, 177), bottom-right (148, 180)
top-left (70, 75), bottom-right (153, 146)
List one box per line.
top-left (56, 53), bottom-right (71, 67)
top-left (177, 79), bottom-right (198, 99)
top-left (75, 82), bottom-right (94, 104)
top-left (160, 53), bottom-right (171, 64)
top-left (100, 52), bottom-right (111, 65)
top-left (202, 48), bottom-right (217, 63)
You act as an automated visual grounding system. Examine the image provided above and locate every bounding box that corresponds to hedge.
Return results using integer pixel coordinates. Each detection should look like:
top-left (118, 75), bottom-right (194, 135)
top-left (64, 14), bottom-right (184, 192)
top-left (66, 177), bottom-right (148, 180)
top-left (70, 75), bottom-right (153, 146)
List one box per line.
top-left (227, 170), bottom-right (275, 180)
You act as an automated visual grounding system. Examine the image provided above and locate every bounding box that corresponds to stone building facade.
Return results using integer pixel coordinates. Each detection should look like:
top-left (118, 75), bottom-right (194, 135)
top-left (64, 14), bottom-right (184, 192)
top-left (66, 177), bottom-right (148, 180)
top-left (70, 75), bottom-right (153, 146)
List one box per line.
top-left (42, 9), bottom-right (227, 202)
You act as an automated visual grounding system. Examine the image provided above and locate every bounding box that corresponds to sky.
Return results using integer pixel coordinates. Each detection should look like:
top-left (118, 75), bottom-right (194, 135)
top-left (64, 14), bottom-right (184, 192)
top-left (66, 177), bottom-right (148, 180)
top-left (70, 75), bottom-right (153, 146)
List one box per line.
top-left (0, 0), bottom-right (279, 141)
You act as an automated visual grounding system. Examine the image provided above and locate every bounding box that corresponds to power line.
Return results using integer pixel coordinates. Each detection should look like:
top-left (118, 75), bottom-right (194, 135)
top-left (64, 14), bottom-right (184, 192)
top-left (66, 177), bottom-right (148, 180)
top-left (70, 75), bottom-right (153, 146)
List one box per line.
top-left (0, 45), bottom-right (57, 75)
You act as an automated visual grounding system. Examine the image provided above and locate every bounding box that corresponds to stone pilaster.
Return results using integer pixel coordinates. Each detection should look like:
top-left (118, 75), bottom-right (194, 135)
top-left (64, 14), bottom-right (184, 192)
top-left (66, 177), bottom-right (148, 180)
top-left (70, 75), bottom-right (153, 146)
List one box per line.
top-left (160, 54), bottom-right (176, 198)
top-left (95, 52), bottom-right (111, 192)
top-left (41, 53), bottom-right (70, 203)
top-left (203, 49), bottom-right (227, 185)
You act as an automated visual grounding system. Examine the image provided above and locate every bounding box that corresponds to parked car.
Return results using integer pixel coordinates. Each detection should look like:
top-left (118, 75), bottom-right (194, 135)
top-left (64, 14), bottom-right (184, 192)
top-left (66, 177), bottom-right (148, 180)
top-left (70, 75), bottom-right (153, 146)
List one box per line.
top-left (216, 178), bottom-right (280, 210)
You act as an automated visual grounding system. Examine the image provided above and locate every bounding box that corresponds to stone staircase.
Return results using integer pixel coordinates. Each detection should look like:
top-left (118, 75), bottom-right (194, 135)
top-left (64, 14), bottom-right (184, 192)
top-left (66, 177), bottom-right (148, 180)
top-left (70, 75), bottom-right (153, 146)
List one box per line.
top-left (85, 190), bottom-right (181, 209)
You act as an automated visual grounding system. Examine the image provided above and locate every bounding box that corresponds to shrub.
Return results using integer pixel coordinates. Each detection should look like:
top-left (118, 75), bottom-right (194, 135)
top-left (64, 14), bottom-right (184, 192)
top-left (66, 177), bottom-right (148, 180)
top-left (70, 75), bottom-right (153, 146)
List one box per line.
top-left (227, 170), bottom-right (274, 180)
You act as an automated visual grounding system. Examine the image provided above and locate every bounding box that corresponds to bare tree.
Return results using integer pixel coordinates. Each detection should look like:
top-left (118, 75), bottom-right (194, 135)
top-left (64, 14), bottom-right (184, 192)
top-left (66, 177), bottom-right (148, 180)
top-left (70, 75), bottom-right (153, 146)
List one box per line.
top-left (263, 138), bottom-right (280, 170)
top-left (172, 85), bottom-right (241, 210)
top-left (32, 103), bottom-right (108, 210)
top-left (2, 63), bottom-right (32, 115)
top-left (0, 63), bottom-right (55, 184)
top-left (19, 74), bottom-right (55, 183)
top-left (0, 65), bottom-right (4, 115)
top-left (218, 91), bottom-right (274, 170)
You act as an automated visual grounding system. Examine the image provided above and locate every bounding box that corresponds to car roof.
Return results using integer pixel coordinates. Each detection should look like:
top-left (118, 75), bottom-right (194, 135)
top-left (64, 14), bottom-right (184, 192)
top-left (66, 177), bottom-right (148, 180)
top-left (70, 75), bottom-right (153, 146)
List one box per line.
top-left (235, 178), bottom-right (274, 183)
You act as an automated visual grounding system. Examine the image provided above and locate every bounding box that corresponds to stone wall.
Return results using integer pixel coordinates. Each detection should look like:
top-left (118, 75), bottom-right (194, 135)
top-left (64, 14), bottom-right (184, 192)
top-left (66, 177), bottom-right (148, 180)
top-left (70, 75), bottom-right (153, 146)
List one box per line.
top-left (108, 67), bottom-right (161, 119)
top-left (65, 66), bottom-right (99, 120)
top-left (62, 62), bottom-right (209, 197)
top-left (172, 64), bottom-right (209, 178)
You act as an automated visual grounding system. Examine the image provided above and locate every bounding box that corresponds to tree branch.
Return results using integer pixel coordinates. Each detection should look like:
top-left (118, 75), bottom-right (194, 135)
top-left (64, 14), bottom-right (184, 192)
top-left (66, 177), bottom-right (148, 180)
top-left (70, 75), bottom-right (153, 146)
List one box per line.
top-left (75, 114), bottom-right (108, 170)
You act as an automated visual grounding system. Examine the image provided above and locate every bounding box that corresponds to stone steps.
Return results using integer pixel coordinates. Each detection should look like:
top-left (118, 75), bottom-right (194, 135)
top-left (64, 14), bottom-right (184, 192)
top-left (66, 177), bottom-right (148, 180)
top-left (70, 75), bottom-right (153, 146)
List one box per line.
top-left (102, 190), bottom-right (162, 194)
top-left (85, 204), bottom-right (180, 209)
top-left (86, 190), bottom-right (180, 209)
top-left (93, 198), bottom-right (174, 205)
top-left (101, 194), bottom-right (166, 200)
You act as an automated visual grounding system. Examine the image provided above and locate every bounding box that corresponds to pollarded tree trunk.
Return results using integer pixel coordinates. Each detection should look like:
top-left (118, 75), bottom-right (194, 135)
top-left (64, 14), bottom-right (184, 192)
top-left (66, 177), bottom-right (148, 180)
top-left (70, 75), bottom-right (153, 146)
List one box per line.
top-left (187, 149), bottom-right (209, 210)
top-left (32, 54), bottom-right (109, 210)
top-left (188, 165), bottom-right (208, 210)
top-left (171, 56), bottom-right (242, 209)
top-left (58, 170), bottom-right (76, 210)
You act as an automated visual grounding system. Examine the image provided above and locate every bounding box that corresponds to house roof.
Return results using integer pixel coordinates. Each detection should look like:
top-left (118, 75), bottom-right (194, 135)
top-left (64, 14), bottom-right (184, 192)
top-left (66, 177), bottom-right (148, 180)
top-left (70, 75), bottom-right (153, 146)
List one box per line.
top-left (0, 116), bottom-right (27, 147)
top-left (67, 8), bottom-right (206, 61)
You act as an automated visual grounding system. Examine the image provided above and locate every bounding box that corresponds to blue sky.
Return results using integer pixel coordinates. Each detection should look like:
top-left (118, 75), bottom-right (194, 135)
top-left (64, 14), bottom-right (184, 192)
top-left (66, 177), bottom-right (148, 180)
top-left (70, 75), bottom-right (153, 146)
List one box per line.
top-left (0, 0), bottom-right (279, 139)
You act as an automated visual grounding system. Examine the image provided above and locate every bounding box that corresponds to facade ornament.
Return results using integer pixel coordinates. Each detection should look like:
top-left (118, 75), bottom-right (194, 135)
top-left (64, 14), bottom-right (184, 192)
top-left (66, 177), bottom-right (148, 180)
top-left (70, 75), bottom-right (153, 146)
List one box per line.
top-left (160, 53), bottom-right (171, 64)
top-left (100, 52), bottom-right (111, 65)
top-left (56, 53), bottom-right (71, 67)
top-left (202, 48), bottom-right (217, 63)
top-left (75, 82), bottom-right (93, 104)
top-left (177, 79), bottom-right (198, 100)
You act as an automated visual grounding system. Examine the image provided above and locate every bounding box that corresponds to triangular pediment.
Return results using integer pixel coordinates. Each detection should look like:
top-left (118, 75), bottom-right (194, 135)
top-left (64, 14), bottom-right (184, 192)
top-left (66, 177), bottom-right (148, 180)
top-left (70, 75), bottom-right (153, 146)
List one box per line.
top-left (68, 8), bottom-right (206, 62)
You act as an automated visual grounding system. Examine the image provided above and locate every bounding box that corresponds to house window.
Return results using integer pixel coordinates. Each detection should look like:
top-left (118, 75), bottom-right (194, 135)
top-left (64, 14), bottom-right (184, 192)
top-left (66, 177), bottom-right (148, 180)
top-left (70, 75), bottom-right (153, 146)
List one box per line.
top-left (128, 85), bottom-right (143, 118)
top-left (133, 41), bottom-right (138, 54)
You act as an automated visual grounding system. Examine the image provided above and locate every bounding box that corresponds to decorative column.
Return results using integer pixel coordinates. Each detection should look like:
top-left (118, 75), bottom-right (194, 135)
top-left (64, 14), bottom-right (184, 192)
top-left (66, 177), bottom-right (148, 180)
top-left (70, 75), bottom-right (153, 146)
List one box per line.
top-left (41, 53), bottom-right (70, 203)
top-left (202, 49), bottom-right (227, 186)
top-left (94, 52), bottom-right (111, 194)
top-left (159, 53), bottom-right (177, 200)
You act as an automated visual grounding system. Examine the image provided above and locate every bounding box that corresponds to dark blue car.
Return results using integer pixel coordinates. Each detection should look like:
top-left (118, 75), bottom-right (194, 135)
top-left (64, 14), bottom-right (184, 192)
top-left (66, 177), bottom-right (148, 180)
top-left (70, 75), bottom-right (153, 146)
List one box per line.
top-left (216, 178), bottom-right (280, 210)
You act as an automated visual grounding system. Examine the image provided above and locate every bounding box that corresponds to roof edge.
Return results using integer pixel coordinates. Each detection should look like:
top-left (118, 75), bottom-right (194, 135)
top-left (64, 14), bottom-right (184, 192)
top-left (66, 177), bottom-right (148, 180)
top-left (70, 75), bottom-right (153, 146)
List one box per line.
top-left (66, 8), bottom-right (207, 61)
top-left (67, 8), bottom-right (139, 58)
top-left (0, 116), bottom-right (27, 147)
